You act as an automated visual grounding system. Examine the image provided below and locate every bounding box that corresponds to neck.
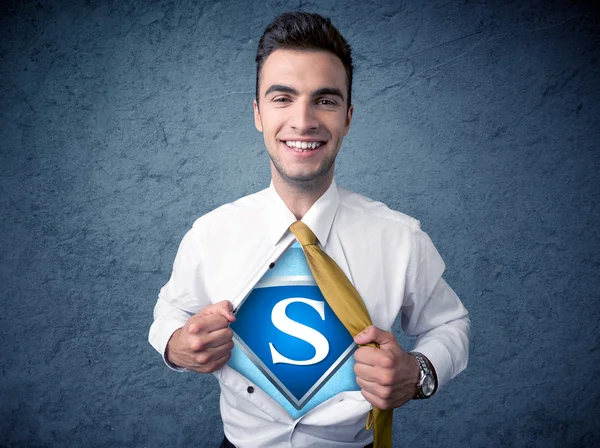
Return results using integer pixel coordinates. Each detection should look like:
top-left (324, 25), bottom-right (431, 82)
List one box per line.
top-left (271, 167), bottom-right (334, 220)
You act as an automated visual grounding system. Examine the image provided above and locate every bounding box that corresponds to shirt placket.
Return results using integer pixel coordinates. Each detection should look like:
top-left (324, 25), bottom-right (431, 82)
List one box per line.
top-left (230, 235), bottom-right (296, 312)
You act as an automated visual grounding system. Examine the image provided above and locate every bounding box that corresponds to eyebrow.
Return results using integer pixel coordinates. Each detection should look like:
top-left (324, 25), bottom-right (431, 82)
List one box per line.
top-left (313, 87), bottom-right (345, 101)
top-left (264, 85), bottom-right (345, 101)
top-left (264, 85), bottom-right (298, 97)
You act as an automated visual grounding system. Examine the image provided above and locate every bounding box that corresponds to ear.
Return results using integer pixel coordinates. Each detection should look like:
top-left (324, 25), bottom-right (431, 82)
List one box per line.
top-left (253, 99), bottom-right (263, 133)
top-left (343, 104), bottom-right (354, 136)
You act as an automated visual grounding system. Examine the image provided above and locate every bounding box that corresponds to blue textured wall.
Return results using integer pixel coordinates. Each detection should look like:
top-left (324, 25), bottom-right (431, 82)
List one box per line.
top-left (1, 0), bottom-right (599, 446)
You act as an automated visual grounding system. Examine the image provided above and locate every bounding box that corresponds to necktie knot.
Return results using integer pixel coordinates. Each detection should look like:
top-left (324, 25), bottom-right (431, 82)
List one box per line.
top-left (289, 221), bottom-right (318, 247)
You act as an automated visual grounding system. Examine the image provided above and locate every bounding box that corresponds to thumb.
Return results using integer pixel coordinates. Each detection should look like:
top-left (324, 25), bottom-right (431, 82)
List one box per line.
top-left (354, 325), bottom-right (395, 347)
top-left (198, 300), bottom-right (236, 323)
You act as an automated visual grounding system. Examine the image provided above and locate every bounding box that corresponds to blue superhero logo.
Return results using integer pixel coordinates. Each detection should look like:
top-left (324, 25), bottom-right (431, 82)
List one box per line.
top-left (230, 280), bottom-right (356, 411)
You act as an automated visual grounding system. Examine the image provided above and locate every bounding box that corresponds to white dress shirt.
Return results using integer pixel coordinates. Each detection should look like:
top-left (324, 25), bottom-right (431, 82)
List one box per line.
top-left (149, 179), bottom-right (470, 448)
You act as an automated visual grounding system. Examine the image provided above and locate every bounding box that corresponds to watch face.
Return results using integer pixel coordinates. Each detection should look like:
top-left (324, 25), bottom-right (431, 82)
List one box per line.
top-left (422, 375), bottom-right (435, 397)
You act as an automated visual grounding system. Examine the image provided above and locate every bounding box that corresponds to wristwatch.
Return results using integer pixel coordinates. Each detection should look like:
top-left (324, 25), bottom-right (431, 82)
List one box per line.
top-left (409, 351), bottom-right (436, 399)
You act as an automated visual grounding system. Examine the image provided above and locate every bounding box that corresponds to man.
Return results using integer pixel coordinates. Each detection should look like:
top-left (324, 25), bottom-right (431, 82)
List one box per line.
top-left (149, 12), bottom-right (470, 448)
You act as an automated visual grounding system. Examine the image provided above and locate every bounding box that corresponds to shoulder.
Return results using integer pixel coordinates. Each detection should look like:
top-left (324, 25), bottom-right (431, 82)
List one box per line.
top-left (337, 186), bottom-right (422, 233)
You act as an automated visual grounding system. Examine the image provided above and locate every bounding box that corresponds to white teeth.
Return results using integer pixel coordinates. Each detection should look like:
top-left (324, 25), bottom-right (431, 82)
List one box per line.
top-left (284, 141), bottom-right (323, 150)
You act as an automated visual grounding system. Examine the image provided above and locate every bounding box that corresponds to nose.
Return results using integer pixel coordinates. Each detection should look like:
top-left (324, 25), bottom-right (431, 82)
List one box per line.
top-left (290, 100), bottom-right (319, 132)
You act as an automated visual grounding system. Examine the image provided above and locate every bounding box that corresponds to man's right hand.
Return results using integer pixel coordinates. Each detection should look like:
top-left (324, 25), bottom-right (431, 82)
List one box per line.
top-left (166, 300), bottom-right (236, 373)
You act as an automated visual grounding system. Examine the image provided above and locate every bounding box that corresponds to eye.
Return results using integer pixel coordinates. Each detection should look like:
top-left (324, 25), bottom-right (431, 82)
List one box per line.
top-left (317, 99), bottom-right (337, 106)
top-left (272, 97), bottom-right (291, 103)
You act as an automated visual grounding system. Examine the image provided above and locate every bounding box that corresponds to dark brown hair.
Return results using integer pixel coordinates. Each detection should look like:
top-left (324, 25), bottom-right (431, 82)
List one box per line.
top-left (255, 12), bottom-right (353, 111)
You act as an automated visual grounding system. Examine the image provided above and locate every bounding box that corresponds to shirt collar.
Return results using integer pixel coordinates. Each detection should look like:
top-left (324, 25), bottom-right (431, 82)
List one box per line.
top-left (265, 178), bottom-right (340, 247)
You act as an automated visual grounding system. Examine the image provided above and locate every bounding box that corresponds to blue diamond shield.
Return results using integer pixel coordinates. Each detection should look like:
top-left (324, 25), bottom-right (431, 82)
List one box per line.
top-left (230, 275), bottom-right (356, 410)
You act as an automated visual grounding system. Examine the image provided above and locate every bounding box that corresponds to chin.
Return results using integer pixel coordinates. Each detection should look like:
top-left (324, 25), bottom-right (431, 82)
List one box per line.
top-left (280, 167), bottom-right (334, 186)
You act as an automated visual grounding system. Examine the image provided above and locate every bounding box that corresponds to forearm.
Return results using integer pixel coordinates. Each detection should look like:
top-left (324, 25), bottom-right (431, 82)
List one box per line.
top-left (148, 297), bottom-right (193, 370)
top-left (402, 275), bottom-right (471, 390)
top-left (412, 314), bottom-right (470, 389)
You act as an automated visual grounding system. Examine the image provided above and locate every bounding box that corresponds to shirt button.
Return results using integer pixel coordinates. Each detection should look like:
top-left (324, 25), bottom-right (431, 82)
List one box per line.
top-left (269, 262), bottom-right (275, 269)
top-left (247, 386), bottom-right (254, 394)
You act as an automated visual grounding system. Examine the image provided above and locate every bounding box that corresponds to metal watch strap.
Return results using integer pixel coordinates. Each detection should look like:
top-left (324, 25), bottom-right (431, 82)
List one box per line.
top-left (409, 351), bottom-right (433, 399)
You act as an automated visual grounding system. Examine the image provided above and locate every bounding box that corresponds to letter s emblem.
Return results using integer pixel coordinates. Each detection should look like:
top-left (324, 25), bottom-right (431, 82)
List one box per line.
top-left (269, 298), bottom-right (329, 366)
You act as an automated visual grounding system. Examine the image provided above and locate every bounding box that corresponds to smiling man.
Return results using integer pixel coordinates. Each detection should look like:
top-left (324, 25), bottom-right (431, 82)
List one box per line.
top-left (149, 12), bottom-right (470, 448)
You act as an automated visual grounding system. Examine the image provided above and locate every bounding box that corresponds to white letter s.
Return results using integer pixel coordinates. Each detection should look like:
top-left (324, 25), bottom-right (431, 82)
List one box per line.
top-left (269, 298), bottom-right (329, 366)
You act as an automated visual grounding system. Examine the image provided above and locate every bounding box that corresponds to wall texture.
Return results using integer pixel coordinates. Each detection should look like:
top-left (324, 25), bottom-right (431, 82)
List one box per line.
top-left (1, 0), bottom-right (599, 446)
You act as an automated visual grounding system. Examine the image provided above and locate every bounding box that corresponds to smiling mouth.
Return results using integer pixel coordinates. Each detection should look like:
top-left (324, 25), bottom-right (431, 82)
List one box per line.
top-left (283, 140), bottom-right (325, 152)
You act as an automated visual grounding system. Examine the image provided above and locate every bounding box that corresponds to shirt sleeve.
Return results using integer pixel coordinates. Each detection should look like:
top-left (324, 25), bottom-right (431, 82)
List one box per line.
top-left (401, 227), bottom-right (471, 389)
top-left (148, 227), bottom-right (210, 371)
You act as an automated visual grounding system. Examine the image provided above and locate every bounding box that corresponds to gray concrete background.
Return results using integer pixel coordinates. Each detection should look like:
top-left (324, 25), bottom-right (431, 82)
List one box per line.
top-left (1, 0), bottom-right (599, 446)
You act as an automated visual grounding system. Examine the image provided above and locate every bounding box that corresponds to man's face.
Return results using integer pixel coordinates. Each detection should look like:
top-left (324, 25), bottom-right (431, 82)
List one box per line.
top-left (254, 49), bottom-right (353, 188)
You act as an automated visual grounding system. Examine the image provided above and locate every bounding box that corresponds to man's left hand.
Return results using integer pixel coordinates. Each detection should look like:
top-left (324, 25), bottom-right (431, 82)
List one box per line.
top-left (353, 325), bottom-right (420, 410)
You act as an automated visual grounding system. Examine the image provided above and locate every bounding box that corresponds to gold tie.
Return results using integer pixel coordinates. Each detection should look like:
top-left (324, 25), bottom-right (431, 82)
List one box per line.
top-left (289, 221), bottom-right (393, 448)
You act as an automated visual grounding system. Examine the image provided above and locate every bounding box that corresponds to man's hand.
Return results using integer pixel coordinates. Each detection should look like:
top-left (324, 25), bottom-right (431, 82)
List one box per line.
top-left (166, 300), bottom-right (236, 373)
top-left (353, 325), bottom-right (420, 410)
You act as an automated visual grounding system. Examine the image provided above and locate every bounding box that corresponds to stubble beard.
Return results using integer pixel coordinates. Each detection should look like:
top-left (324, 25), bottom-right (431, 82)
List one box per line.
top-left (268, 139), bottom-right (340, 191)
